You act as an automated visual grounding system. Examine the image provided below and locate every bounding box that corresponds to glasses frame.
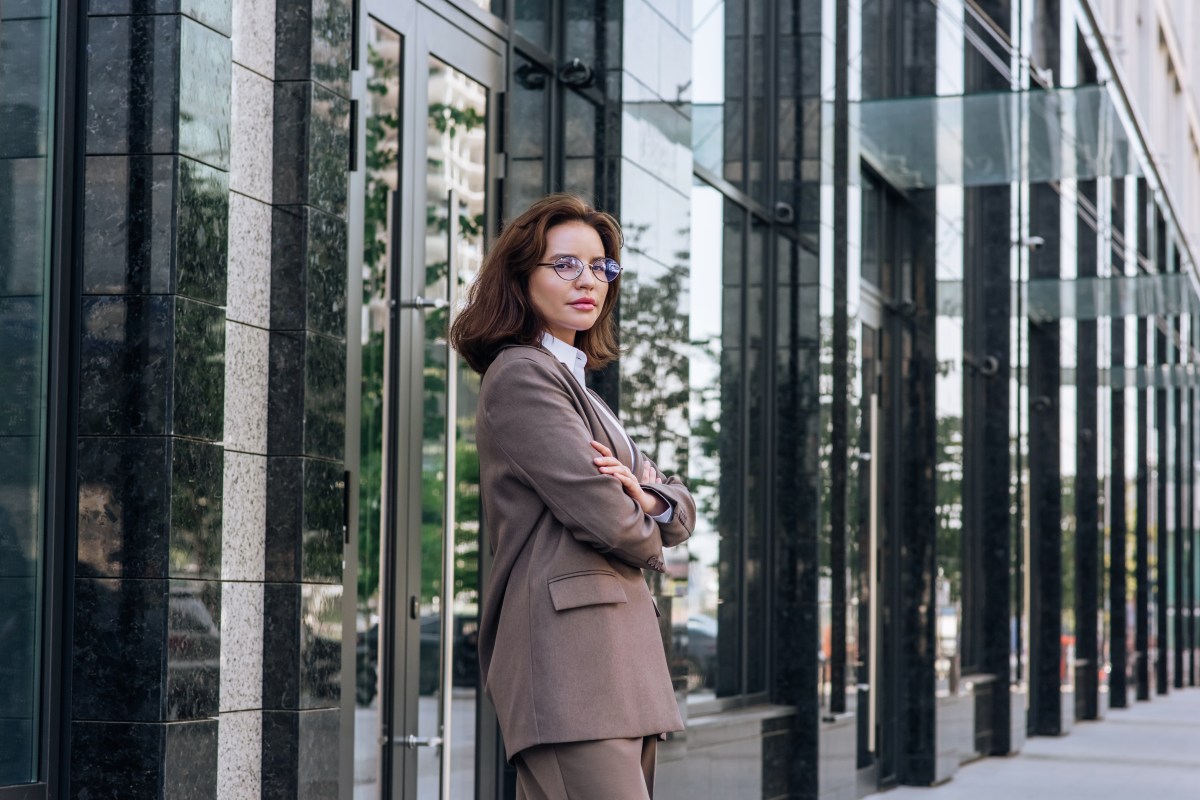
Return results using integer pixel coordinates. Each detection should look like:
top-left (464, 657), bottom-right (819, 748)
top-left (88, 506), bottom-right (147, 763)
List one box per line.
top-left (535, 255), bottom-right (623, 283)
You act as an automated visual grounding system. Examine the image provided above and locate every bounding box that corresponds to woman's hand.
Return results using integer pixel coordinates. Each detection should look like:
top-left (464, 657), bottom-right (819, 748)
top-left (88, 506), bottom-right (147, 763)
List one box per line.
top-left (590, 441), bottom-right (668, 516)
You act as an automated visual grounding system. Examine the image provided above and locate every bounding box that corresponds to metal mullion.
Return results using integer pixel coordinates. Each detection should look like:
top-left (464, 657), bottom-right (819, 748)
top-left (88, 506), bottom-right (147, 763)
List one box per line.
top-left (44, 0), bottom-right (85, 793)
top-left (740, 203), bottom-right (752, 699)
top-left (546, 0), bottom-right (563, 192)
top-left (762, 0), bottom-right (779, 698)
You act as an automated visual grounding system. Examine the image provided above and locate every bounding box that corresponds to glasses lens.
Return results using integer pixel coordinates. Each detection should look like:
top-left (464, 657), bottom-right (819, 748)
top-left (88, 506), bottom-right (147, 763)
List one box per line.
top-left (600, 258), bottom-right (621, 282)
top-left (553, 256), bottom-right (584, 280)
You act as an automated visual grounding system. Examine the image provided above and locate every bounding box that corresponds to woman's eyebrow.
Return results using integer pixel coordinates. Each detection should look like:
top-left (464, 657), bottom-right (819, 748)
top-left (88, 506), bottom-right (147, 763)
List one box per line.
top-left (549, 252), bottom-right (606, 261)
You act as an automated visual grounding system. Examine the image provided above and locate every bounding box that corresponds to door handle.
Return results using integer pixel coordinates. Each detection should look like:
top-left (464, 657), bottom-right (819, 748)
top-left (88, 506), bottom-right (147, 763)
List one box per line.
top-left (402, 734), bottom-right (443, 749)
top-left (396, 296), bottom-right (448, 310)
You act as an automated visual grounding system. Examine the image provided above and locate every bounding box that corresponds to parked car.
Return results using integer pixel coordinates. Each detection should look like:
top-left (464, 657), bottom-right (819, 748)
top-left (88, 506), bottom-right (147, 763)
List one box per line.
top-left (355, 612), bottom-right (479, 705)
top-left (672, 614), bottom-right (719, 692)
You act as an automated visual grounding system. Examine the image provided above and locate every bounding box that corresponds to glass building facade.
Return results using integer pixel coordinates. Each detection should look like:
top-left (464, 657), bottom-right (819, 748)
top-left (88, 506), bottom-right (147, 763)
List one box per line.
top-left (3, 0), bottom-right (1200, 798)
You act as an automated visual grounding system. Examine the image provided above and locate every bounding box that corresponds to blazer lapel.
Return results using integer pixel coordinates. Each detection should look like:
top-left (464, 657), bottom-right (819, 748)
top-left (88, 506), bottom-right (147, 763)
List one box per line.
top-left (586, 387), bottom-right (637, 472)
top-left (542, 348), bottom-right (637, 472)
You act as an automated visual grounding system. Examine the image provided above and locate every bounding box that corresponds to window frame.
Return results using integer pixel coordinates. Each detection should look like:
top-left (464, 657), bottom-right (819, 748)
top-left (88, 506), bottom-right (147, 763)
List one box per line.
top-left (0, 0), bottom-right (82, 796)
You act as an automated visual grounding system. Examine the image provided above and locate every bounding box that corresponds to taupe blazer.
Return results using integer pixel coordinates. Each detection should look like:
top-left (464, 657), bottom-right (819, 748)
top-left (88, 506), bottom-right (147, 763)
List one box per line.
top-left (476, 344), bottom-right (695, 760)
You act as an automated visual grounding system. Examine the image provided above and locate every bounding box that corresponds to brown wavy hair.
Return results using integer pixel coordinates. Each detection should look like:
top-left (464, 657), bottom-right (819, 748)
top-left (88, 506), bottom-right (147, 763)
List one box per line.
top-left (450, 193), bottom-right (623, 374)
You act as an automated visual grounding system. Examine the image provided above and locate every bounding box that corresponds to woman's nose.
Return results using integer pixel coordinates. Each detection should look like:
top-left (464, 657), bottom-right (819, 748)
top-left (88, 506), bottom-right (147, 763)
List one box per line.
top-left (574, 263), bottom-right (597, 287)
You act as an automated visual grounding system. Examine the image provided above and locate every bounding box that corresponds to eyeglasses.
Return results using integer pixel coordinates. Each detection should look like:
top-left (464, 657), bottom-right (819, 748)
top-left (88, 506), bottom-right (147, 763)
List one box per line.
top-left (536, 256), bottom-right (623, 283)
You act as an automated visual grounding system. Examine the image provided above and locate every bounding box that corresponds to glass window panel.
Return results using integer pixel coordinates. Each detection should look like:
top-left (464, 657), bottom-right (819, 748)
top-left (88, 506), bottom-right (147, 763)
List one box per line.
top-left (0, 0), bottom-right (55, 787)
top-left (422, 55), bottom-right (488, 800)
top-left (722, 0), bottom-right (745, 189)
top-left (693, 0), bottom-right (726, 175)
top-left (685, 181), bottom-right (742, 703)
top-left (354, 20), bottom-right (401, 800)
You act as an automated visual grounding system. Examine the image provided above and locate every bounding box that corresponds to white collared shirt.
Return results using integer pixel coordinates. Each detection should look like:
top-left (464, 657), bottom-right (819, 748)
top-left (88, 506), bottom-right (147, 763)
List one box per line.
top-left (540, 332), bottom-right (673, 524)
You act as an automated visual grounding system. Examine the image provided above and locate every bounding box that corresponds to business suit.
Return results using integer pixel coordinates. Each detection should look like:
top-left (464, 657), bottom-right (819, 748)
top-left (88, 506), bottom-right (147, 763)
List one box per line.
top-left (476, 343), bottom-right (695, 795)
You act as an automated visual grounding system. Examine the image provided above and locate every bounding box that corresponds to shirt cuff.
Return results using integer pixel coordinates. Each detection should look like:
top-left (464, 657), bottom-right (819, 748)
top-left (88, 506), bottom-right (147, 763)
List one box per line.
top-left (651, 506), bottom-right (674, 524)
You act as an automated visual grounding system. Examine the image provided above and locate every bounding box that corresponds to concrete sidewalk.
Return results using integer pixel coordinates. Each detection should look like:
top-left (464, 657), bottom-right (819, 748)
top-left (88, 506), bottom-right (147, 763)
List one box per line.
top-left (864, 689), bottom-right (1200, 800)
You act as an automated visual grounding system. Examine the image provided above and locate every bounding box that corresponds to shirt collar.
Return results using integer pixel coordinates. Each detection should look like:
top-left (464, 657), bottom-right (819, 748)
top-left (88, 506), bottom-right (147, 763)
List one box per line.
top-left (540, 332), bottom-right (588, 388)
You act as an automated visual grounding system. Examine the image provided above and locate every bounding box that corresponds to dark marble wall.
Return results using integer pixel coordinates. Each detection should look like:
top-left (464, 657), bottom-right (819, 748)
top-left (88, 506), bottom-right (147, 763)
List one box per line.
top-left (72, 2), bottom-right (232, 796)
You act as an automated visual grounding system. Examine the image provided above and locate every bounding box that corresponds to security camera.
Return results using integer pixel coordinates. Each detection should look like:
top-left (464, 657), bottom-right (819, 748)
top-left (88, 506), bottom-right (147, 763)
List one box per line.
top-left (1016, 235), bottom-right (1046, 251)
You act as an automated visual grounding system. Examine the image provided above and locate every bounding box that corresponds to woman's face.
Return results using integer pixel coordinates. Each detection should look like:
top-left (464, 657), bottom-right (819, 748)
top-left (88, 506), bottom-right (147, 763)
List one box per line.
top-left (528, 220), bottom-right (609, 346)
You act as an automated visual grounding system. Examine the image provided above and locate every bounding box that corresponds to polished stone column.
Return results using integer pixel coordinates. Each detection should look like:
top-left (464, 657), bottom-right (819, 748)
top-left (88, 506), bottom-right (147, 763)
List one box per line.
top-left (1076, 179), bottom-right (1100, 721)
top-left (1135, 179), bottom-right (1152, 701)
top-left (961, 0), bottom-right (1016, 757)
top-left (71, 2), bottom-right (232, 795)
top-left (1155, 211), bottom-right (1171, 697)
top-left (1026, 181), bottom-right (1062, 736)
top-left (1109, 177), bottom-right (1129, 708)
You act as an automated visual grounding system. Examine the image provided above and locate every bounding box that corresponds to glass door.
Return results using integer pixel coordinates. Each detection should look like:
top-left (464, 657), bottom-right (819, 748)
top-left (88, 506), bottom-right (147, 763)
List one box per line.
top-left (352, 6), bottom-right (502, 799)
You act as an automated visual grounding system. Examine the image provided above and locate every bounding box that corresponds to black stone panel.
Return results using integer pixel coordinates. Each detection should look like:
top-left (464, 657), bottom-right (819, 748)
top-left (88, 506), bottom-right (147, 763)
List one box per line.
top-left (78, 436), bottom-right (171, 578)
top-left (164, 579), bottom-right (222, 719)
top-left (85, 15), bottom-right (230, 170)
top-left (70, 720), bottom-right (163, 798)
top-left (271, 205), bottom-right (348, 339)
top-left (78, 436), bottom-right (223, 580)
top-left (70, 718), bottom-right (218, 800)
top-left (0, 296), bottom-right (43, 437)
top-left (261, 708), bottom-right (340, 800)
top-left (79, 295), bottom-right (173, 434)
top-left (83, 155), bottom-right (228, 304)
top-left (79, 296), bottom-right (225, 440)
top-left (177, 14), bottom-right (231, 170)
top-left (85, 15), bottom-right (182, 155)
top-left (72, 577), bottom-right (220, 722)
top-left (89, 0), bottom-right (233, 38)
top-left (267, 331), bottom-right (346, 460)
top-left (83, 156), bottom-right (179, 295)
top-left (273, 81), bottom-right (350, 218)
top-left (172, 296), bottom-right (226, 439)
top-left (265, 457), bottom-right (344, 583)
top-left (176, 156), bottom-right (229, 304)
top-left (275, 0), bottom-right (353, 98)
top-left (261, 583), bottom-right (342, 710)
top-left (162, 717), bottom-right (221, 797)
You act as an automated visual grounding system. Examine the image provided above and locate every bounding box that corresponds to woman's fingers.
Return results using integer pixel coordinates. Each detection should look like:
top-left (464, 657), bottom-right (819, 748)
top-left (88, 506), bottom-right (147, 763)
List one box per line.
top-left (589, 440), bottom-right (612, 458)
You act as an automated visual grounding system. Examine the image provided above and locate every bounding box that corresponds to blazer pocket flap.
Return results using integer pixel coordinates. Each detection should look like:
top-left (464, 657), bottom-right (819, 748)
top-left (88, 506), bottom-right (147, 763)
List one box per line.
top-left (547, 571), bottom-right (628, 611)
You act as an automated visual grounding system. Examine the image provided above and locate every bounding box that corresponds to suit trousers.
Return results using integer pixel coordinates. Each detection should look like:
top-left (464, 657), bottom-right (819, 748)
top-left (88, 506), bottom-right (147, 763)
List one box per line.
top-left (514, 735), bottom-right (658, 800)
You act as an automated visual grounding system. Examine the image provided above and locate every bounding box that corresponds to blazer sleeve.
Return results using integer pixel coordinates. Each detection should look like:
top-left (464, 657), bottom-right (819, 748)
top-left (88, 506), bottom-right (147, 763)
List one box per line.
top-left (481, 356), bottom-right (669, 572)
top-left (639, 455), bottom-right (695, 548)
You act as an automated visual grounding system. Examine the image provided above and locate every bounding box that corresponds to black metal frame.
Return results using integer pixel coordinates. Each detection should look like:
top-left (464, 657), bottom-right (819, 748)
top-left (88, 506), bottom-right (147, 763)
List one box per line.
top-left (0, 0), bottom-right (82, 797)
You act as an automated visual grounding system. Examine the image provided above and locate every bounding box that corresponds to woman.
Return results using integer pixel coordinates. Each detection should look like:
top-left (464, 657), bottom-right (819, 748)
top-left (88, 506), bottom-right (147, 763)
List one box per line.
top-left (451, 194), bottom-right (695, 799)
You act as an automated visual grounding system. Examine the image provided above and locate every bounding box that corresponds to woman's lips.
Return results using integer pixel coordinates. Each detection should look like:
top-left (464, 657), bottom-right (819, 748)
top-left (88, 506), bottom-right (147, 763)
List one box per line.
top-left (568, 299), bottom-right (596, 310)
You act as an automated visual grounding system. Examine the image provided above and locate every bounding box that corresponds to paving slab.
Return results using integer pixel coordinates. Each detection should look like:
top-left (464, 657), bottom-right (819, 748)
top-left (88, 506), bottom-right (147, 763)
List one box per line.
top-left (863, 688), bottom-right (1200, 800)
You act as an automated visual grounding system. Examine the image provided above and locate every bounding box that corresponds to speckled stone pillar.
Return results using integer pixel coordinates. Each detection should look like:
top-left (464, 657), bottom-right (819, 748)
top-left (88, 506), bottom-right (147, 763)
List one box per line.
top-left (71, 2), bottom-right (232, 797)
top-left (217, 1), bottom-right (349, 798)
